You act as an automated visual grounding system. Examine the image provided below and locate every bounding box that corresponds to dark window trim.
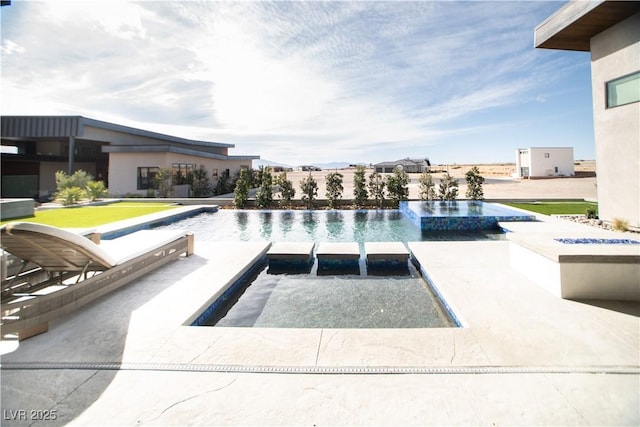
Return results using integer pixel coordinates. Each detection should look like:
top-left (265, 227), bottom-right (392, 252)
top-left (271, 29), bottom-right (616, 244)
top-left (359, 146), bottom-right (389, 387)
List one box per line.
top-left (138, 166), bottom-right (159, 190)
top-left (606, 70), bottom-right (640, 109)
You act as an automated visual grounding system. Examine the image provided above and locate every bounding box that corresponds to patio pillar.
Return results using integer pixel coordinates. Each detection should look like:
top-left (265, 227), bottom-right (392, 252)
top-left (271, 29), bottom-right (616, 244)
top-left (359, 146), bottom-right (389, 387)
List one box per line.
top-left (68, 136), bottom-right (75, 174)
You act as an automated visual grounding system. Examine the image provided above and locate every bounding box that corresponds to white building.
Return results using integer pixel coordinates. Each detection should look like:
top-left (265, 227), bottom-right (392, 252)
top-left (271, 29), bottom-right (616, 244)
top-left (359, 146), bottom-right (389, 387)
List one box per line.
top-left (515, 147), bottom-right (575, 178)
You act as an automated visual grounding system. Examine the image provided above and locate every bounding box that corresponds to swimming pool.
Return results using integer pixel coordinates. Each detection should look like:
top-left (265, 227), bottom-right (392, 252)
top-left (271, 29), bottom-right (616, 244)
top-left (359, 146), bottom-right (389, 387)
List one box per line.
top-left (158, 208), bottom-right (507, 330)
top-left (158, 209), bottom-right (506, 243)
top-left (193, 260), bottom-right (454, 329)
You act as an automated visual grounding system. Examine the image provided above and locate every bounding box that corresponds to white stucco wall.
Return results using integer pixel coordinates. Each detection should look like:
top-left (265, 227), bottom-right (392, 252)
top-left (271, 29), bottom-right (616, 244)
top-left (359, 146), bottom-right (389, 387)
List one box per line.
top-left (107, 152), bottom-right (250, 196)
top-left (515, 147), bottom-right (574, 178)
top-left (528, 147), bottom-right (574, 177)
top-left (590, 12), bottom-right (640, 229)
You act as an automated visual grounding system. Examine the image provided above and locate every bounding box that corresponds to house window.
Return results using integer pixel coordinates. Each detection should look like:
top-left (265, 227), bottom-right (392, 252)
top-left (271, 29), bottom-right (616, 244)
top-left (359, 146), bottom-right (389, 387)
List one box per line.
top-left (211, 168), bottom-right (218, 179)
top-left (138, 167), bottom-right (159, 190)
top-left (172, 163), bottom-right (194, 185)
top-left (606, 71), bottom-right (640, 108)
top-left (544, 153), bottom-right (550, 158)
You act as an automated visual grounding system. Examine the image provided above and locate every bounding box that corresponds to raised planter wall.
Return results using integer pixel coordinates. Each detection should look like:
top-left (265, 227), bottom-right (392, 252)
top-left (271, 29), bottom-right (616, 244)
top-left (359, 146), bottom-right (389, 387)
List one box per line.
top-left (1, 199), bottom-right (35, 221)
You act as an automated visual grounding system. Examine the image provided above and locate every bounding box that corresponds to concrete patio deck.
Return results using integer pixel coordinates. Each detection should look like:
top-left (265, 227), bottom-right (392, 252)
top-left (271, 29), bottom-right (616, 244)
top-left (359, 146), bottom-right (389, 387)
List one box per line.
top-left (1, 210), bottom-right (638, 425)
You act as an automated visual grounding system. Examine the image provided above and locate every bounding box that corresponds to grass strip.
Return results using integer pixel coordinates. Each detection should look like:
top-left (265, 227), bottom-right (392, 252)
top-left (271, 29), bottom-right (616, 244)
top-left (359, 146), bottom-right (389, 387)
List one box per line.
top-left (504, 201), bottom-right (597, 216)
top-left (1, 202), bottom-right (178, 227)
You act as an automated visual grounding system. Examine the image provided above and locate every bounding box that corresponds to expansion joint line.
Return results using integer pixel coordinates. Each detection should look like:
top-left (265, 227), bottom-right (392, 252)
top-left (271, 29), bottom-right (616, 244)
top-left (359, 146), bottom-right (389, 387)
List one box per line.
top-left (1, 362), bottom-right (638, 375)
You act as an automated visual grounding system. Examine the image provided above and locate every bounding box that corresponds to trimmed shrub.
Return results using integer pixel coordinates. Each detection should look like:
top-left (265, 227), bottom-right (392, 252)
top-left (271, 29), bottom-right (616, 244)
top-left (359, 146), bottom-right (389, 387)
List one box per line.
top-left (300, 173), bottom-right (318, 209)
top-left (154, 168), bottom-right (173, 198)
top-left (190, 165), bottom-right (213, 197)
top-left (255, 167), bottom-right (274, 209)
top-left (325, 171), bottom-right (344, 209)
top-left (85, 180), bottom-right (108, 201)
top-left (215, 169), bottom-right (232, 195)
top-left (438, 172), bottom-right (459, 201)
top-left (234, 168), bottom-right (251, 208)
top-left (465, 166), bottom-right (485, 200)
top-left (368, 171), bottom-right (386, 208)
top-left (353, 165), bottom-right (368, 208)
top-left (419, 170), bottom-right (436, 201)
top-left (386, 166), bottom-right (409, 207)
top-left (277, 171), bottom-right (295, 208)
top-left (56, 187), bottom-right (85, 206)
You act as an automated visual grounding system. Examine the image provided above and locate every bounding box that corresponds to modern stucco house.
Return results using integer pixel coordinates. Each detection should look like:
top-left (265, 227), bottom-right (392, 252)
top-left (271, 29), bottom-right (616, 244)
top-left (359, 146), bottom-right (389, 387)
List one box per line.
top-left (535, 0), bottom-right (640, 229)
top-left (515, 147), bottom-right (574, 178)
top-left (374, 158), bottom-right (431, 174)
top-left (0, 116), bottom-right (259, 198)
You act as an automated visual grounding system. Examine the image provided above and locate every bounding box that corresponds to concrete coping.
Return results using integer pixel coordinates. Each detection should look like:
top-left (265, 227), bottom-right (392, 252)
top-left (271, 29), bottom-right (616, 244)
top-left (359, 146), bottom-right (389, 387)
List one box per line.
top-left (266, 242), bottom-right (315, 260)
top-left (316, 242), bottom-right (360, 259)
top-left (364, 242), bottom-right (409, 261)
top-left (506, 233), bottom-right (640, 264)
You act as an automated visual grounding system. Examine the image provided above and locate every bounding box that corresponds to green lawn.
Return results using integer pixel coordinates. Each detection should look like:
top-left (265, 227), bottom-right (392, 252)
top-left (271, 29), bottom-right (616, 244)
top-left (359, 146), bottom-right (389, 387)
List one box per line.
top-left (1, 202), bottom-right (178, 227)
top-left (504, 201), bottom-right (597, 216)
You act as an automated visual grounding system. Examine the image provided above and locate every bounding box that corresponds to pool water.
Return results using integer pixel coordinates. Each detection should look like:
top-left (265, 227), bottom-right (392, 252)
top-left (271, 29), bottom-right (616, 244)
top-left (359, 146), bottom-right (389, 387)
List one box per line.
top-left (160, 208), bottom-right (500, 330)
top-left (158, 209), bottom-right (505, 243)
top-left (198, 261), bottom-right (454, 329)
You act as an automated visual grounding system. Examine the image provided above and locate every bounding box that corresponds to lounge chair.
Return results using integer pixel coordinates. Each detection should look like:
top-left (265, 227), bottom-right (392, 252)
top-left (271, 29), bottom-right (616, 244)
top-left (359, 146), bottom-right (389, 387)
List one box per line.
top-left (1, 222), bottom-right (194, 339)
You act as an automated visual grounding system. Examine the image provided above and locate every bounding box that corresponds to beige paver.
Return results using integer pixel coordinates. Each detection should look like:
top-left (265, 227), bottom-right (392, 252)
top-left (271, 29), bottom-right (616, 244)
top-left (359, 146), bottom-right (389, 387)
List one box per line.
top-left (266, 241), bottom-right (315, 260)
top-left (316, 242), bottom-right (360, 259)
top-left (1, 211), bottom-right (638, 425)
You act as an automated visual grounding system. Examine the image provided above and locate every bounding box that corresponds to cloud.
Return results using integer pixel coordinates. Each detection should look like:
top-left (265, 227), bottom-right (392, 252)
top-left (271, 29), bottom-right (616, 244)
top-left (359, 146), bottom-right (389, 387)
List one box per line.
top-left (1, 1), bottom-right (589, 164)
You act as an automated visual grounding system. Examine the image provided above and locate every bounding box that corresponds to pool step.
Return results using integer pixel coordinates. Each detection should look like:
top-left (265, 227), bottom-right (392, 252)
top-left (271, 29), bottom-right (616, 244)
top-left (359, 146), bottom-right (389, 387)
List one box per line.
top-left (266, 242), bottom-right (315, 270)
top-left (316, 242), bottom-right (360, 271)
top-left (267, 242), bottom-right (411, 273)
top-left (364, 242), bottom-right (410, 269)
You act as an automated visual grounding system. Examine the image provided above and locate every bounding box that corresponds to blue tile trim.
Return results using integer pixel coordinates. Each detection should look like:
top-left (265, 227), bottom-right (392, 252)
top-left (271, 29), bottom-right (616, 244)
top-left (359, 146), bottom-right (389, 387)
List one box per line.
top-left (399, 201), bottom-right (535, 231)
top-left (410, 254), bottom-right (464, 328)
top-left (554, 237), bottom-right (640, 245)
top-left (190, 256), bottom-right (267, 326)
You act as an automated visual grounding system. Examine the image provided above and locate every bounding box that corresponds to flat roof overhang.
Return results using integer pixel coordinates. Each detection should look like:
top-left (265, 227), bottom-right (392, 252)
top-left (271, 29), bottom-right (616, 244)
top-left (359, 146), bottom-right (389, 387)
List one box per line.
top-left (102, 144), bottom-right (259, 161)
top-left (535, 0), bottom-right (640, 51)
top-left (1, 116), bottom-right (236, 150)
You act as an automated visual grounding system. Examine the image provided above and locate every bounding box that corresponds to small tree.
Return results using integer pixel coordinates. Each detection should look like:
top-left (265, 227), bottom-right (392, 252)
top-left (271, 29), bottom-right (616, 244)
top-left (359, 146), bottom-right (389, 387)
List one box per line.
top-left (154, 168), bottom-right (173, 198)
top-left (215, 169), bottom-right (232, 195)
top-left (368, 171), bottom-right (386, 208)
top-left (325, 171), bottom-right (344, 209)
top-left (385, 166), bottom-right (410, 208)
top-left (55, 170), bottom-right (94, 192)
top-left (353, 165), bottom-right (368, 208)
top-left (233, 168), bottom-right (250, 208)
top-left (85, 180), bottom-right (108, 201)
top-left (419, 170), bottom-right (436, 201)
top-left (190, 166), bottom-right (213, 197)
top-left (300, 172), bottom-right (318, 209)
top-left (255, 166), bottom-right (274, 208)
top-left (277, 171), bottom-right (295, 208)
top-left (438, 172), bottom-right (459, 201)
top-left (465, 166), bottom-right (485, 200)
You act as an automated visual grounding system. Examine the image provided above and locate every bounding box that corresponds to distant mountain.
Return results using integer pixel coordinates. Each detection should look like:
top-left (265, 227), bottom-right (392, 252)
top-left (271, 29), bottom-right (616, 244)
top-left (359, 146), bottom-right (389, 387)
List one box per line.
top-left (252, 159), bottom-right (293, 169)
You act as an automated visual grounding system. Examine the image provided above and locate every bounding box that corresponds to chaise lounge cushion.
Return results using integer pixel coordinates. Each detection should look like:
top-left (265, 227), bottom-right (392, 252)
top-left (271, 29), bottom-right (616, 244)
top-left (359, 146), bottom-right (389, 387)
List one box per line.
top-left (3, 222), bottom-right (117, 270)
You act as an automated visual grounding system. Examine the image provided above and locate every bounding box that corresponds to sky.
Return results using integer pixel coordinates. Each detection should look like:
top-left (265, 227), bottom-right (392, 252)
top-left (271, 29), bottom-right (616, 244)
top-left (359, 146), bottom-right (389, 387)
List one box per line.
top-left (1, 0), bottom-right (595, 166)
